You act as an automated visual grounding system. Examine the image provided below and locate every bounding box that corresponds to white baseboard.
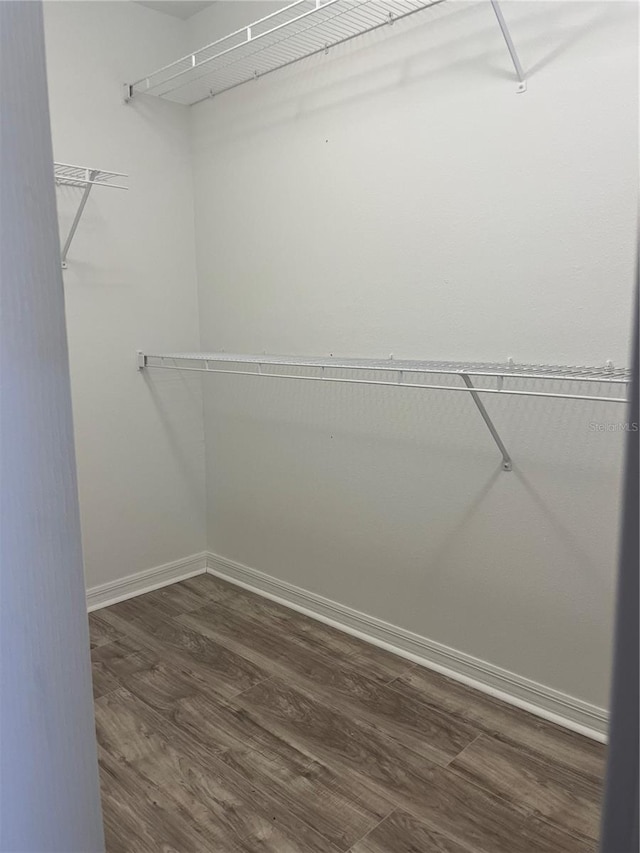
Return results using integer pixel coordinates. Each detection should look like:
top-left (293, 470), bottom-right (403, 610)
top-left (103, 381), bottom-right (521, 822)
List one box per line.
top-left (206, 551), bottom-right (608, 742)
top-left (84, 547), bottom-right (608, 740)
top-left (86, 552), bottom-right (207, 612)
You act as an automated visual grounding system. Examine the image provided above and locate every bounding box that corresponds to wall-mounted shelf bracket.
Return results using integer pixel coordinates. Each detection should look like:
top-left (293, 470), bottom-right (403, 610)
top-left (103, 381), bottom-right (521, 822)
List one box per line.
top-left (491, 0), bottom-right (527, 93)
top-left (54, 163), bottom-right (128, 269)
top-left (460, 373), bottom-right (512, 471)
top-left (60, 169), bottom-right (96, 268)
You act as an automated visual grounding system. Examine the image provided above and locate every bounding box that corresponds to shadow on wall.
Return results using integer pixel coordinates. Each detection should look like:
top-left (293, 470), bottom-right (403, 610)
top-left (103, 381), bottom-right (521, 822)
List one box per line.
top-left (55, 185), bottom-right (133, 286)
top-left (202, 371), bottom-right (625, 544)
top-left (426, 464), bottom-right (501, 568)
top-left (141, 369), bottom-right (206, 515)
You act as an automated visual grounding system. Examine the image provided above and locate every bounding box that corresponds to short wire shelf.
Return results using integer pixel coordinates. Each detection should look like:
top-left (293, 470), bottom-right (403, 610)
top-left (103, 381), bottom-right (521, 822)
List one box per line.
top-left (54, 163), bottom-right (128, 190)
top-left (125, 0), bottom-right (526, 107)
top-left (54, 162), bottom-right (128, 268)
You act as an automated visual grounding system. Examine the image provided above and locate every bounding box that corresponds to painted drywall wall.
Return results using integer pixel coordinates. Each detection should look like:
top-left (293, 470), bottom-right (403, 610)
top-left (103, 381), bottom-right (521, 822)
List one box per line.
top-left (188, 0), bottom-right (638, 708)
top-left (0, 2), bottom-right (104, 848)
top-left (44, 1), bottom-right (206, 590)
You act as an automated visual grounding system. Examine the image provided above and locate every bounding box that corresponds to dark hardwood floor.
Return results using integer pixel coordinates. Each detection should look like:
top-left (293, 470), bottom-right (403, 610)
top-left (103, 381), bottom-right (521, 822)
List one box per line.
top-left (90, 574), bottom-right (605, 852)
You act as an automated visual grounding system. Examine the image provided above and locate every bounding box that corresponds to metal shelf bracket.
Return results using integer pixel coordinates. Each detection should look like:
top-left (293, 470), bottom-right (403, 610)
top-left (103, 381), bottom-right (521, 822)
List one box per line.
top-left (54, 163), bottom-right (128, 269)
top-left (491, 0), bottom-right (527, 93)
top-left (60, 169), bottom-right (97, 269)
top-left (460, 373), bottom-right (512, 471)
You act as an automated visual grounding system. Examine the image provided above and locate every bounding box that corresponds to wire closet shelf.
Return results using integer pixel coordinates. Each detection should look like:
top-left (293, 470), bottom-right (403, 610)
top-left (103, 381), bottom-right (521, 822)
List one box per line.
top-left (54, 162), bottom-right (128, 268)
top-left (54, 162), bottom-right (127, 190)
top-left (124, 0), bottom-right (526, 106)
top-left (138, 353), bottom-right (630, 472)
top-left (138, 352), bottom-right (631, 404)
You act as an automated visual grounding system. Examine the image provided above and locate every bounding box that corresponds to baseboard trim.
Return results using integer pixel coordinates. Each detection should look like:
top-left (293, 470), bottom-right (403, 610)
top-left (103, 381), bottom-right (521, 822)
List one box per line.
top-left (206, 551), bottom-right (608, 742)
top-left (86, 552), bottom-right (207, 611)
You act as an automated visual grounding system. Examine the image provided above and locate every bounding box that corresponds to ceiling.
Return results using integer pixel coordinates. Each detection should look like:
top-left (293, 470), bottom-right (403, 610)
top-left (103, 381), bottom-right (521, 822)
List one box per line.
top-left (136, 1), bottom-right (216, 20)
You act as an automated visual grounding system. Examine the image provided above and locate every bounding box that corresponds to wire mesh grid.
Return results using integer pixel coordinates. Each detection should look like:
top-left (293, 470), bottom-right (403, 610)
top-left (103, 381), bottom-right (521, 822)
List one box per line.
top-left (142, 353), bottom-right (632, 402)
top-left (54, 163), bottom-right (128, 189)
top-left (130, 0), bottom-right (442, 105)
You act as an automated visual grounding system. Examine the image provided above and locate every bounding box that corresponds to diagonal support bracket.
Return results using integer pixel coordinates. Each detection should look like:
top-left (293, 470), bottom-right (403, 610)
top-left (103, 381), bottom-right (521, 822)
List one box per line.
top-left (461, 373), bottom-right (513, 471)
top-left (60, 169), bottom-right (98, 268)
top-left (491, 0), bottom-right (527, 93)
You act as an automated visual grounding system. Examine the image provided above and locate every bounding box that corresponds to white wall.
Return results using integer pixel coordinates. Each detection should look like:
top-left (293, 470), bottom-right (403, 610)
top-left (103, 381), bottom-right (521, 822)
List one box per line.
top-left (44, 1), bottom-right (206, 591)
top-left (188, 0), bottom-right (637, 709)
top-left (1, 2), bottom-right (103, 848)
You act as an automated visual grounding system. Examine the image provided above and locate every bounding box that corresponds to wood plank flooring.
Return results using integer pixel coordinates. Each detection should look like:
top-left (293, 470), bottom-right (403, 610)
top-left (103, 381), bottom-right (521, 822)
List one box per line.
top-left (90, 575), bottom-right (605, 852)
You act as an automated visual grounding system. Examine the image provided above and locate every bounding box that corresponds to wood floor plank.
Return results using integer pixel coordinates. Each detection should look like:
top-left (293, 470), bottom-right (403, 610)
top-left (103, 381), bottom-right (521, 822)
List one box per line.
top-left (134, 741), bottom-right (345, 853)
top-left (91, 659), bottom-right (120, 699)
top-left (103, 649), bottom-right (200, 713)
top-left (126, 581), bottom-right (209, 617)
top-left (395, 768), bottom-right (540, 853)
top-left (179, 601), bottom-right (372, 681)
top-left (102, 684), bottom-right (348, 850)
top-left (346, 641), bottom-right (416, 685)
top-left (133, 745), bottom-right (277, 847)
top-left (233, 674), bottom-right (440, 796)
top-left (167, 688), bottom-right (396, 851)
top-left (449, 734), bottom-right (602, 840)
top-left (517, 815), bottom-right (597, 853)
top-left (99, 747), bottom-right (223, 853)
top-left (97, 687), bottom-right (343, 852)
top-left (180, 604), bottom-right (477, 767)
top-left (96, 687), bottom-right (185, 764)
top-left (351, 681), bottom-right (478, 767)
top-left (92, 581), bottom-right (605, 853)
top-left (97, 605), bottom-right (269, 702)
top-left (170, 691), bottom-right (307, 762)
top-left (142, 613), bottom-right (268, 696)
top-left (180, 573), bottom-right (249, 604)
top-left (91, 634), bottom-right (144, 665)
top-left (221, 742), bottom-right (393, 851)
top-left (237, 818), bottom-right (340, 853)
top-left (205, 577), bottom-right (302, 625)
top-left (100, 585), bottom-right (200, 623)
top-left (91, 636), bottom-right (144, 700)
top-left (229, 581), bottom-right (415, 683)
top-left (192, 577), bottom-right (414, 683)
top-left (89, 611), bottom-right (123, 649)
top-left (233, 677), bottom-right (530, 853)
top-left (390, 667), bottom-right (606, 782)
top-left (349, 808), bottom-right (473, 853)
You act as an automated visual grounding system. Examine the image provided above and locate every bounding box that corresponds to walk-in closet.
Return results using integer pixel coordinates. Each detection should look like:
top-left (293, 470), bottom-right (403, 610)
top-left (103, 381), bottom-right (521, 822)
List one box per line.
top-left (1, 0), bottom-right (638, 850)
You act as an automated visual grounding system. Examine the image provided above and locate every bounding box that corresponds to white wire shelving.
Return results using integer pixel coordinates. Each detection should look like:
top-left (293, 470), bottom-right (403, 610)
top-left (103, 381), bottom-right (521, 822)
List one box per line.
top-left (137, 351), bottom-right (632, 472)
top-left (124, 0), bottom-right (526, 107)
top-left (54, 163), bottom-right (128, 191)
top-left (54, 162), bottom-right (128, 268)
